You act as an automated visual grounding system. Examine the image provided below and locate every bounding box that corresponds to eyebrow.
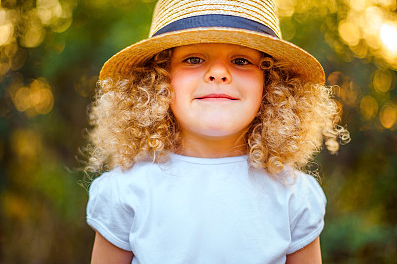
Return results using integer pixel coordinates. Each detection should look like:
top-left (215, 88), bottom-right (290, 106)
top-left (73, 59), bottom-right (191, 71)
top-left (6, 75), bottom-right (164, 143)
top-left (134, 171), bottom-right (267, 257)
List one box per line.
top-left (172, 46), bottom-right (263, 60)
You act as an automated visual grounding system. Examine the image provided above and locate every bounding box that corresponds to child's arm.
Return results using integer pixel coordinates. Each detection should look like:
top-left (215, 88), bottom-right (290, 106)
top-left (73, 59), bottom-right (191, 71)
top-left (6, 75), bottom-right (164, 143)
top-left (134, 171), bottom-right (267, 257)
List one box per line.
top-left (285, 236), bottom-right (322, 264)
top-left (91, 232), bottom-right (133, 264)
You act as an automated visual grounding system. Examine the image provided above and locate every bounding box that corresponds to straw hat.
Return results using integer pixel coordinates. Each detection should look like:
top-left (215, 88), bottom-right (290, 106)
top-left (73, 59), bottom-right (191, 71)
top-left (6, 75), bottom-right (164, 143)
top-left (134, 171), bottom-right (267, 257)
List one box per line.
top-left (99, 0), bottom-right (325, 84)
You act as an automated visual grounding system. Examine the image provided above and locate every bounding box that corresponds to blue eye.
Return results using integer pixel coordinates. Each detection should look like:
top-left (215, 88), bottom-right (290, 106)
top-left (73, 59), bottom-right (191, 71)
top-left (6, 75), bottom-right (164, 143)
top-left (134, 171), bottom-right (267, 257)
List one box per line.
top-left (184, 57), bottom-right (204, 64)
top-left (232, 58), bottom-right (251, 65)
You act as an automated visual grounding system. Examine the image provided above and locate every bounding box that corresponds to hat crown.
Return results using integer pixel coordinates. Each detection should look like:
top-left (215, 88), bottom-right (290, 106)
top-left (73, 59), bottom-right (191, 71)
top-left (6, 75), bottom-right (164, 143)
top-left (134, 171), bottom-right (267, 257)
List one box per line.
top-left (149, 0), bottom-right (282, 38)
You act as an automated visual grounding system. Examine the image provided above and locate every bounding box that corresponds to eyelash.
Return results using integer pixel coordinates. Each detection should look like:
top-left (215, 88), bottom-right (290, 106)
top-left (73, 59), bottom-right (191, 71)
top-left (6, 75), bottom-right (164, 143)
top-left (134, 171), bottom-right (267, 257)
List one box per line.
top-left (183, 57), bottom-right (252, 66)
top-left (183, 57), bottom-right (204, 64)
top-left (232, 58), bottom-right (251, 66)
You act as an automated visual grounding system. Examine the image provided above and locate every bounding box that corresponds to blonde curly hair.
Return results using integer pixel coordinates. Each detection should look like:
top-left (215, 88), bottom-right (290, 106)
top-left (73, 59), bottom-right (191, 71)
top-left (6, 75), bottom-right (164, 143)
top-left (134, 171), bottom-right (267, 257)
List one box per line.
top-left (85, 48), bottom-right (349, 176)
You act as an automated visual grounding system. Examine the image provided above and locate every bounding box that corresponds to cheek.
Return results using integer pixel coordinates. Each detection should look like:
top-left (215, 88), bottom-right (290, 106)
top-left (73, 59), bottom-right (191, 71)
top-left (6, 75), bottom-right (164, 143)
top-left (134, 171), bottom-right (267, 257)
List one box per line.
top-left (243, 71), bottom-right (264, 104)
top-left (170, 68), bottom-right (202, 105)
top-left (243, 73), bottom-right (264, 120)
top-left (170, 78), bottom-right (186, 107)
top-left (169, 70), bottom-right (193, 118)
top-left (170, 67), bottom-right (200, 89)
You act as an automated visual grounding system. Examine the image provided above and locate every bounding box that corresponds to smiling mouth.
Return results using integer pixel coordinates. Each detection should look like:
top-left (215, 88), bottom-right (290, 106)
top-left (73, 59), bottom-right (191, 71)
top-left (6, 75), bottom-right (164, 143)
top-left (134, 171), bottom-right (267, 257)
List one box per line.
top-left (196, 94), bottom-right (239, 100)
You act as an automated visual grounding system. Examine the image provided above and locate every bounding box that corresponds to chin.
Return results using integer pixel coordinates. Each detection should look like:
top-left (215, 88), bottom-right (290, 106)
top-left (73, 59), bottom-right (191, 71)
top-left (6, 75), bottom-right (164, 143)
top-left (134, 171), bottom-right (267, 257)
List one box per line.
top-left (196, 126), bottom-right (244, 138)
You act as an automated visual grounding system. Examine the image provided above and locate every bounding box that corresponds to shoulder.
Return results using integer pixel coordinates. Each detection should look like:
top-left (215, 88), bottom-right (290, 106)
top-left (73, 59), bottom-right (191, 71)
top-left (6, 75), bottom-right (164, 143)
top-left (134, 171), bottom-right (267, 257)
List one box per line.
top-left (256, 168), bottom-right (325, 200)
top-left (283, 169), bottom-right (327, 253)
top-left (262, 167), bottom-right (326, 226)
top-left (288, 170), bottom-right (326, 206)
top-left (276, 168), bottom-right (326, 211)
top-left (87, 161), bottom-right (161, 222)
top-left (272, 168), bottom-right (326, 199)
top-left (89, 161), bottom-right (160, 189)
top-left (87, 165), bottom-right (154, 251)
top-left (88, 161), bottom-right (162, 207)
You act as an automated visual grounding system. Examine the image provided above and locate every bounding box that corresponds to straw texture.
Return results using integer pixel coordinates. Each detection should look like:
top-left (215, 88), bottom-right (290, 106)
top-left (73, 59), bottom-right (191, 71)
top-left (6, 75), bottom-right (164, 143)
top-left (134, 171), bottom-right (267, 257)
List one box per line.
top-left (149, 0), bottom-right (281, 38)
top-left (99, 0), bottom-right (325, 85)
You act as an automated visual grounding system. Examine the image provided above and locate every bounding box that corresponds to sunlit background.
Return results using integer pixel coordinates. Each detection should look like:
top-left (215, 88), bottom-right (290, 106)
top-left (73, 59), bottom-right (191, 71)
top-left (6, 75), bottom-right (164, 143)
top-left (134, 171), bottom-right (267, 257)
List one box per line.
top-left (0, 0), bottom-right (396, 262)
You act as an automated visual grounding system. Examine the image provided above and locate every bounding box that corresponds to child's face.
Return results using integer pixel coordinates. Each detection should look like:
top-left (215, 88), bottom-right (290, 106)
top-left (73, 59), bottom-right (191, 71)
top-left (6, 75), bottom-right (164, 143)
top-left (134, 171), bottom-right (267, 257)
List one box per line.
top-left (170, 43), bottom-right (264, 153)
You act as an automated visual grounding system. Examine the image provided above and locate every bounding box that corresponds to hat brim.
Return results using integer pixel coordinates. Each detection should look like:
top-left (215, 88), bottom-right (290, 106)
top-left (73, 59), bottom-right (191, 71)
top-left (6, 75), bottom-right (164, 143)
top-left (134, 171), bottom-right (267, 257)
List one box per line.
top-left (99, 27), bottom-right (325, 84)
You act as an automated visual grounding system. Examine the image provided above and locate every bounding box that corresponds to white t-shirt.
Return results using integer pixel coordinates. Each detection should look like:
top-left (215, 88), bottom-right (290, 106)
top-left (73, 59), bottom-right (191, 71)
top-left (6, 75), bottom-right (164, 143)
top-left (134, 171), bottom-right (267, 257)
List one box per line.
top-left (87, 154), bottom-right (326, 264)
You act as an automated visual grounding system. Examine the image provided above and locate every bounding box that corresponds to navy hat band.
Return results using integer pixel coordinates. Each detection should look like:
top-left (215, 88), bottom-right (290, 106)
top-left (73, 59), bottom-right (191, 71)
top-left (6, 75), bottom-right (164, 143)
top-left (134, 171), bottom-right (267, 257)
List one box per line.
top-left (153, 14), bottom-right (279, 38)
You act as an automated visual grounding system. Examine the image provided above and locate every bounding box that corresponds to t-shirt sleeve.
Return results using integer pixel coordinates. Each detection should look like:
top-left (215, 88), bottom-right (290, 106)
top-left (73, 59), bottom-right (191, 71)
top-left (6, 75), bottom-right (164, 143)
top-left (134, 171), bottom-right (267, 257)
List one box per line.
top-left (86, 171), bottom-right (134, 251)
top-left (287, 174), bottom-right (327, 254)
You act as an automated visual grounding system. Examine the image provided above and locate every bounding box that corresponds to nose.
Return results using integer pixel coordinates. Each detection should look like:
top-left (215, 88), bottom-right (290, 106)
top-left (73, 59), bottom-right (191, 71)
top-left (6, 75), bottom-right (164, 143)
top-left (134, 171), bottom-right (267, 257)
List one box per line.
top-left (204, 61), bottom-right (231, 84)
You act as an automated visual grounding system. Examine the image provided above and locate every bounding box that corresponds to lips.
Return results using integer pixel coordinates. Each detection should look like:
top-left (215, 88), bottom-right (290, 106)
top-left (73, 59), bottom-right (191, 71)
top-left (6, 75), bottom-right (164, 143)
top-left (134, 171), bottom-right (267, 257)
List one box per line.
top-left (195, 93), bottom-right (238, 100)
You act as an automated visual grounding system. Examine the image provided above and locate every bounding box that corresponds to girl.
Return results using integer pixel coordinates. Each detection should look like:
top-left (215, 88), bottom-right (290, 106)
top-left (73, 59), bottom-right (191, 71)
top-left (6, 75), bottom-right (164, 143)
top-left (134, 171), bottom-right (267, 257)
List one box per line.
top-left (86, 0), bottom-right (348, 263)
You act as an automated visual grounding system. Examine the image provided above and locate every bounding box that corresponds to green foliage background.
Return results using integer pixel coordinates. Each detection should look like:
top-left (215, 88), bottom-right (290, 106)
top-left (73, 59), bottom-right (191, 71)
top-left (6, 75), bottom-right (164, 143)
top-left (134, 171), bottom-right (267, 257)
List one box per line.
top-left (0, 0), bottom-right (396, 263)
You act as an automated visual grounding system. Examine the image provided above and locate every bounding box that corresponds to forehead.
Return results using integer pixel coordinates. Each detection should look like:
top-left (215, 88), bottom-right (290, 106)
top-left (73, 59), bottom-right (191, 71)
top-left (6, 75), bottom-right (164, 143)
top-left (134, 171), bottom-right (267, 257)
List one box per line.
top-left (172, 43), bottom-right (262, 56)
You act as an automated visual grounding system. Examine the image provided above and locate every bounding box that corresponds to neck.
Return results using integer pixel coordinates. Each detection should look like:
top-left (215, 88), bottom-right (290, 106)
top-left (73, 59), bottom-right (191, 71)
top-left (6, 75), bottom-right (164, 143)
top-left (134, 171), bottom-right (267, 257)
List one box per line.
top-left (176, 131), bottom-right (248, 158)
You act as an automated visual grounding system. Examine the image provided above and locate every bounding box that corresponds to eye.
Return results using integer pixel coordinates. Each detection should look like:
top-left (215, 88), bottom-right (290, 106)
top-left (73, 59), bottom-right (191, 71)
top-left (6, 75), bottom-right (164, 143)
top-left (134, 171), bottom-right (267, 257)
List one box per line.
top-left (183, 57), bottom-right (204, 64)
top-left (232, 58), bottom-right (251, 66)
